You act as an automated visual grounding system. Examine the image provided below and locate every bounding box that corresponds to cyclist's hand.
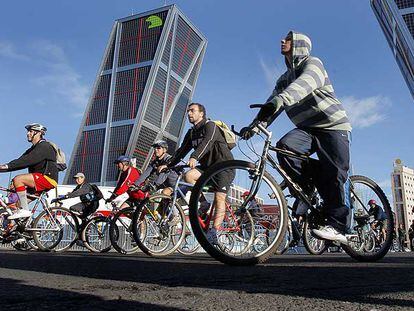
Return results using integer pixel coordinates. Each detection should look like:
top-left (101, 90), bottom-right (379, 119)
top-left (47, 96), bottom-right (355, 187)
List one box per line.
top-left (240, 126), bottom-right (255, 140)
top-left (0, 164), bottom-right (8, 172)
top-left (188, 158), bottom-right (197, 169)
top-left (157, 165), bottom-right (168, 173)
top-left (256, 102), bottom-right (277, 122)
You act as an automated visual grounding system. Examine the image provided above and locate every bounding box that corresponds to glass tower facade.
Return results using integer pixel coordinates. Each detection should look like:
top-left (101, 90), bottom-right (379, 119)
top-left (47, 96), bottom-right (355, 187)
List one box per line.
top-left (371, 0), bottom-right (414, 99)
top-left (64, 5), bottom-right (207, 185)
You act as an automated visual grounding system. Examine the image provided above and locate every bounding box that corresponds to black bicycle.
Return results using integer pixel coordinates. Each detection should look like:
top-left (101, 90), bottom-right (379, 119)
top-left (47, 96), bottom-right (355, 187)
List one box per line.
top-left (189, 104), bottom-right (393, 266)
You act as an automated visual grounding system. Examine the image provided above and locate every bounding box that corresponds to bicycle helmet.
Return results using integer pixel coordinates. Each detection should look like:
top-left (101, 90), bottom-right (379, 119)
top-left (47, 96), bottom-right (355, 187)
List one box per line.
top-left (368, 199), bottom-right (376, 206)
top-left (25, 123), bottom-right (47, 134)
top-left (114, 155), bottom-right (130, 164)
top-left (152, 140), bottom-right (168, 149)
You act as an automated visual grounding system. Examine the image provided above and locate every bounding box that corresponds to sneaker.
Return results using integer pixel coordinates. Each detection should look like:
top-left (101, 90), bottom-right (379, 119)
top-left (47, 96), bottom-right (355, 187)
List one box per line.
top-left (312, 225), bottom-right (348, 245)
top-left (8, 209), bottom-right (32, 220)
top-left (206, 228), bottom-right (219, 245)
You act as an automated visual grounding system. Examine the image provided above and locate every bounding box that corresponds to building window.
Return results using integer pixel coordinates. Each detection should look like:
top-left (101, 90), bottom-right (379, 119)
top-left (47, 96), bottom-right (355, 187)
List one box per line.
top-left (395, 0), bottom-right (414, 10)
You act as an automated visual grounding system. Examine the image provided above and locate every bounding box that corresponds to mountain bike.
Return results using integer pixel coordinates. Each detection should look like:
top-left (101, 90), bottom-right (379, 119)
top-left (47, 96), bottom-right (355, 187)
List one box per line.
top-left (189, 104), bottom-right (393, 265)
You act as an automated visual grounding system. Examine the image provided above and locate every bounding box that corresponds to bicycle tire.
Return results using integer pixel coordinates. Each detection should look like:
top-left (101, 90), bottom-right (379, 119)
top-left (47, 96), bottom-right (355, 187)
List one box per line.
top-left (109, 207), bottom-right (139, 255)
top-left (82, 215), bottom-right (112, 253)
top-left (132, 194), bottom-right (186, 257)
top-left (32, 207), bottom-right (76, 251)
top-left (177, 217), bottom-right (201, 255)
top-left (189, 160), bottom-right (288, 266)
top-left (342, 175), bottom-right (394, 262)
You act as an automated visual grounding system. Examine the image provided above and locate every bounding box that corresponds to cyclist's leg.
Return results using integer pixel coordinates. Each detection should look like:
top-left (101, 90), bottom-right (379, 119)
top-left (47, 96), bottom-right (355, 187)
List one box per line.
top-left (184, 168), bottom-right (202, 185)
top-left (312, 130), bottom-right (350, 234)
top-left (211, 169), bottom-right (235, 229)
top-left (276, 129), bottom-right (315, 193)
top-left (12, 173), bottom-right (36, 211)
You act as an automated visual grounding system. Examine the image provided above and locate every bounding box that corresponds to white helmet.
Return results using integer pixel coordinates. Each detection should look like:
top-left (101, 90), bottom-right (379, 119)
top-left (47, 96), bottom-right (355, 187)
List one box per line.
top-left (25, 123), bottom-right (47, 134)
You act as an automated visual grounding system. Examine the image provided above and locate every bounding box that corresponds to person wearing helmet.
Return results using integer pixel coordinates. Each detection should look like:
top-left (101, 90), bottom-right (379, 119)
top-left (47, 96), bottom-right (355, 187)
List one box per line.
top-left (368, 199), bottom-right (387, 242)
top-left (0, 123), bottom-right (58, 219)
top-left (241, 191), bottom-right (261, 216)
top-left (134, 140), bottom-right (178, 196)
top-left (105, 155), bottom-right (140, 208)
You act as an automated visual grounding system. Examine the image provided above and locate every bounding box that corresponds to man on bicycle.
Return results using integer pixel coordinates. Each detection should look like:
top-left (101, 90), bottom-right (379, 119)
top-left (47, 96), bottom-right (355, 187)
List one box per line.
top-left (0, 123), bottom-right (58, 220)
top-left (106, 156), bottom-right (140, 209)
top-left (158, 103), bottom-right (235, 244)
top-left (368, 199), bottom-right (387, 242)
top-left (51, 172), bottom-right (102, 219)
top-left (134, 140), bottom-right (178, 196)
top-left (241, 31), bottom-right (351, 244)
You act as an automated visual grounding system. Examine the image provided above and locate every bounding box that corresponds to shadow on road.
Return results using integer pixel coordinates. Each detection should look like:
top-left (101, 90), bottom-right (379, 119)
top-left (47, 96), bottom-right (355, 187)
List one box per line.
top-left (0, 251), bottom-right (413, 308)
top-left (0, 276), bottom-right (184, 310)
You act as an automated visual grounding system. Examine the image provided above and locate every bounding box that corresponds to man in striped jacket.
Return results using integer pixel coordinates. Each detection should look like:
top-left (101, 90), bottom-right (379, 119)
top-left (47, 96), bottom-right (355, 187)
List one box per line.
top-left (241, 31), bottom-right (352, 244)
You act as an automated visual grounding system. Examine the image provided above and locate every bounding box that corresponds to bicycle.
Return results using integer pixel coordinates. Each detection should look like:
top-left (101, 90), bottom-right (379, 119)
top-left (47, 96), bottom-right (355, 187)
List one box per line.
top-left (188, 104), bottom-right (394, 265)
top-left (0, 186), bottom-right (77, 252)
top-left (131, 166), bottom-right (190, 257)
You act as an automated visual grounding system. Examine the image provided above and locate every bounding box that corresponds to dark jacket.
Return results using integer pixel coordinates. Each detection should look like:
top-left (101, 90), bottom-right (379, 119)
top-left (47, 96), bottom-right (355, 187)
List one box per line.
top-left (169, 118), bottom-right (234, 169)
top-left (7, 140), bottom-right (58, 182)
top-left (66, 183), bottom-right (97, 205)
top-left (136, 154), bottom-right (173, 185)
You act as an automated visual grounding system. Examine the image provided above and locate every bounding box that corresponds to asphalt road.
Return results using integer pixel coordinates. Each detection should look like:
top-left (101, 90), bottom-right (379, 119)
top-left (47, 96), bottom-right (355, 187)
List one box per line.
top-left (0, 249), bottom-right (413, 310)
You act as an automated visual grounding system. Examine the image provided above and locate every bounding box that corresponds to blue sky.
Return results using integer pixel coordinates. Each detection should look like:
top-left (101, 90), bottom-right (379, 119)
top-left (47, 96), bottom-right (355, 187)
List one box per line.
top-left (0, 0), bottom-right (413, 200)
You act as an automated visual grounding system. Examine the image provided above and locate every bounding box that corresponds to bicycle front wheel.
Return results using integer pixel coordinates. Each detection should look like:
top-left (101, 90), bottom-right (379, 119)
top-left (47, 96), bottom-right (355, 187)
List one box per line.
top-left (82, 216), bottom-right (112, 253)
top-left (132, 194), bottom-right (186, 257)
top-left (109, 207), bottom-right (139, 254)
top-left (342, 175), bottom-right (394, 262)
top-left (189, 160), bottom-right (288, 266)
top-left (32, 207), bottom-right (78, 252)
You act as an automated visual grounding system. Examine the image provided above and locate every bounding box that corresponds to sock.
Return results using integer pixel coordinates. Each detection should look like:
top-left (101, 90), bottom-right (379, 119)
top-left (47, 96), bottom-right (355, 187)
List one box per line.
top-left (16, 186), bottom-right (29, 211)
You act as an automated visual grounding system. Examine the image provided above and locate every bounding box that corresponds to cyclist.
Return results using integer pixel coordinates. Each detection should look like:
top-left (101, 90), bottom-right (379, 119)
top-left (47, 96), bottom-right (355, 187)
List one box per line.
top-left (51, 172), bottom-right (102, 219)
top-left (398, 224), bottom-right (406, 251)
top-left (0, 123), bottom-right (58, 219)
top-left (240, 31), bottom-right (352, 244)
top-left (158, 103), bottom-right (235, 244)
top-left (368, 199), bottom-right (387, 243)
top-left (105, 156), bottom-right (140, 209)
top-left (134, 140), bottom-right (178, 196)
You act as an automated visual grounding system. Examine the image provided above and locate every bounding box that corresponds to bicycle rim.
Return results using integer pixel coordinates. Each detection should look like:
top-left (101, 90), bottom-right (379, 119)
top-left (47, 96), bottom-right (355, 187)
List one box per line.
top-left (189, 160), bottom-right (288, 265)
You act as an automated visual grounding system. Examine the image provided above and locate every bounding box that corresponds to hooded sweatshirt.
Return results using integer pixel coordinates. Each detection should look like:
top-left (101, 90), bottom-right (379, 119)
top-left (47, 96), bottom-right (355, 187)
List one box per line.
top-left (264, 31), bottom-right (352, 132)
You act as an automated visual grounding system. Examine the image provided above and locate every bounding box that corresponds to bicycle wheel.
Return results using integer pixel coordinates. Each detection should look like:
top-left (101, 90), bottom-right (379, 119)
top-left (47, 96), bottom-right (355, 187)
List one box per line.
top-left (32, 207), bottom-right (78, 251)
top-left (275, 222), bottom-right (292, 255)
top-left (177, 214), bottom-right (201, 255)
top-left (342, 175), bottom-right (394, 262)
top-left (132, 194), bottom-right (186, 257)
top-left (189, 160), bottom-right (288, 266)
top-left (303, 218), bottom-right (326, 255)
top-left (82, 216), bottom-right (112, 253)
top-left (109, 207), bottom-right (139, 254)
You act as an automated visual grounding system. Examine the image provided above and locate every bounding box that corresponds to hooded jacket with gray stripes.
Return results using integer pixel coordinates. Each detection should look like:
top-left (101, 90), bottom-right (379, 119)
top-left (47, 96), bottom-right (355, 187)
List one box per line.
top-left (263, 31), bottom-right (352, 131)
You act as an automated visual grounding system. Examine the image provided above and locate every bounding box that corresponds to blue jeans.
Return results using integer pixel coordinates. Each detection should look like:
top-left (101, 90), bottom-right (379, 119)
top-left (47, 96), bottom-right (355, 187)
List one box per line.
top-left (277, 128), bottom-right (350, 233)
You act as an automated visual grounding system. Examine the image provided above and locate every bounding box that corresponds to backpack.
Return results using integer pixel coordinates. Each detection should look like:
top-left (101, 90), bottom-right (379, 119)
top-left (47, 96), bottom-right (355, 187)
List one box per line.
top-left (48, 142), bottom-right (67, 171)
top-left (90, 184), bottom-right (103, 201)
top-left (210, 120), bottom-right (237, 150)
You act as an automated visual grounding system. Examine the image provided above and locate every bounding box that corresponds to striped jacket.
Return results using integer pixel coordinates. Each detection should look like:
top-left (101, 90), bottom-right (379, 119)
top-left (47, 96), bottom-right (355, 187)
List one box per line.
top-left (265, 31), bottom-right (352, 131)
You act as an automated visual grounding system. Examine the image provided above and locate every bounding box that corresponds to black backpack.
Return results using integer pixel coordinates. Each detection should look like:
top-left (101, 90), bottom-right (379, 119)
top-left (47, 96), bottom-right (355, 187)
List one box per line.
top-left (90, 184), bottom-right (103, 201)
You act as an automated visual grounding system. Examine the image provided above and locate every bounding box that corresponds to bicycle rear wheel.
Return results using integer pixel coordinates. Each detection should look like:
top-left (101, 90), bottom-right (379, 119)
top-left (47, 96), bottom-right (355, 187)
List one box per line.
top-left (109, 207), bottom-right (139, 254)
top-left (189, 160), bottom-right (288, 266)
top-left (132, 194), bottom-right (186, 257)
top-left (82, 216), bottom-right (112, 253)
top-left (303, 218), bottom-right (326, 255)
top-left (342, 175), bottom-right (394, 262)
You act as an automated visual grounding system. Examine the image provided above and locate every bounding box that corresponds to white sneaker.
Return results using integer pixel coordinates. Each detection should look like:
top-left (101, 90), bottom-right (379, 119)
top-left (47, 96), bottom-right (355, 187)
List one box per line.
top-left (8, 209), bottom-right (32, 220)
top-left (206, 228), bottom-right (219, 245)
top-left (312, 225), bottom-right (348, 245)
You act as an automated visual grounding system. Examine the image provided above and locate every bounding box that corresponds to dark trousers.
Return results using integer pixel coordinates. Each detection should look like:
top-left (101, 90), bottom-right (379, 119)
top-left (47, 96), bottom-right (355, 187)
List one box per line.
top-left (277, 128), bottom-right (350, 232)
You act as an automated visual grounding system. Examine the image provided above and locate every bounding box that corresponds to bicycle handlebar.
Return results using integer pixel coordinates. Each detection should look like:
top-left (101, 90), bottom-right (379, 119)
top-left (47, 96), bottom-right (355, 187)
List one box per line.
top-left (249, 104), bottom-right (265, 109)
